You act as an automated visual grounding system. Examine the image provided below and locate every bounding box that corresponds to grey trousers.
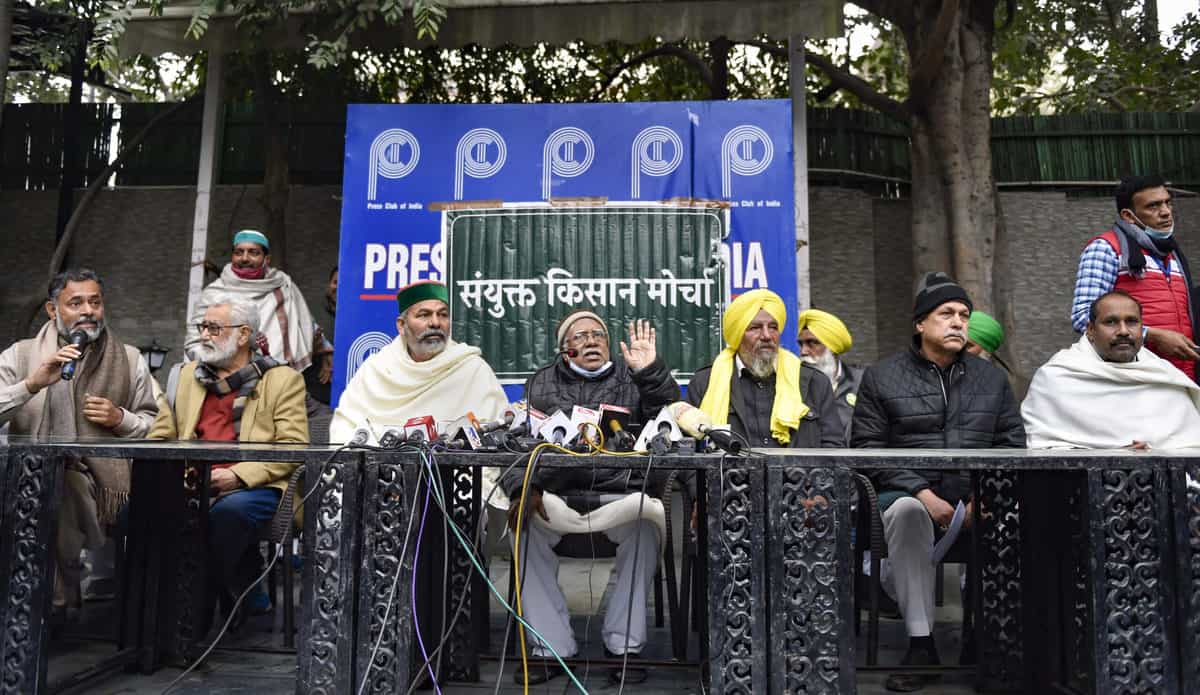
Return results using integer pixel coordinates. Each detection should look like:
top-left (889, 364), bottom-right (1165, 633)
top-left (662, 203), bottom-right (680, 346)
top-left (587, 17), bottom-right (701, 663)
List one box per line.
top-left (55, 467), bottom-right (105, 608)
top-left (511, 518), bottom-right (659, 657)
top-left (881, 495), bottom-right (937, 638)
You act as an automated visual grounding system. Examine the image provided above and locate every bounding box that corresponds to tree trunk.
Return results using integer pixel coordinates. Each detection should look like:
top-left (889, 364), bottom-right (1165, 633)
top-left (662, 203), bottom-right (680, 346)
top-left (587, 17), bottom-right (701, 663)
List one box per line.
top-left (0, 0), bottom-right (13, 130)
top-left (709, 37), bottom-right (730, 99)
top-left (253, 55), bottom-right (291, 269)
top-left (907, 1), bottom-right (998, 314)
top-left (57, 23), bottom-right (88, 247)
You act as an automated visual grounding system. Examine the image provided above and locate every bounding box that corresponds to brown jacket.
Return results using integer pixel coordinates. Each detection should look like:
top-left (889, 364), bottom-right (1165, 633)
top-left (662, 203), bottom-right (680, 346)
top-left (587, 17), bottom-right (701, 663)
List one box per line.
top-left (148, 362), bottom-right (308, 493)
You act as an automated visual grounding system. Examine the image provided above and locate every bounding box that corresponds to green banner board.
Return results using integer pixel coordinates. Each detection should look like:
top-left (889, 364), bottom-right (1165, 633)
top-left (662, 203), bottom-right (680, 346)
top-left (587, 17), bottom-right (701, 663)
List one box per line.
top-left (445, 204), bottom-right (728, 384)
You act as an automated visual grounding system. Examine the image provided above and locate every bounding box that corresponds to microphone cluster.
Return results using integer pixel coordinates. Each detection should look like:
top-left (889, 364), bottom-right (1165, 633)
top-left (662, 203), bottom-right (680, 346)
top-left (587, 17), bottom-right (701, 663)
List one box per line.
top-left (344, 401), bottom-right (743, 455)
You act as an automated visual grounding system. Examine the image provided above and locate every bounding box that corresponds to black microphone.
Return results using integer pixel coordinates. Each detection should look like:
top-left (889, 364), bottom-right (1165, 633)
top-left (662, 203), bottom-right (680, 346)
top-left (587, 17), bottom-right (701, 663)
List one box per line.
top-left (348, 428), bottom-right (371, 446)
top-left (558, 348), bottom-right (579, 358)
top-left (378, 428), bottom-right (406, 449)
top-left (60, 330), bottom-right (89, 381)
top-left (649, 419), bottom-right (674, 455)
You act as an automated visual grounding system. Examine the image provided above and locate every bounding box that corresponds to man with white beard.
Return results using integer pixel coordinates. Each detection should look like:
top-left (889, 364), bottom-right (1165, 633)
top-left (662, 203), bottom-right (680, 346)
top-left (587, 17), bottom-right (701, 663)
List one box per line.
top-left (797, 309), bottom-right (864, 442)
top-left (150, 296), bottom-right (308, 626)
top-left (0, 268), bottom-right (158, 622)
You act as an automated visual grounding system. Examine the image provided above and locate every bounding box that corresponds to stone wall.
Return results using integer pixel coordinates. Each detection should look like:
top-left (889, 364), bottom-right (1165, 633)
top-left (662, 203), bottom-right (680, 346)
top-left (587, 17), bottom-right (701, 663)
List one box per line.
top-left (3, 185), bottom-right (1197, 385)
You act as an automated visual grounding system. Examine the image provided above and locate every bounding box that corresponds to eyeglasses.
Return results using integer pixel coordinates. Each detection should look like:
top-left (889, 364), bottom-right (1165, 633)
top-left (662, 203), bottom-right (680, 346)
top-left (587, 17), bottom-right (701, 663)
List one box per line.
top-left (566, 329), bottom-right (608, 345)
top-left (195, 322), bottom-right (246, 337)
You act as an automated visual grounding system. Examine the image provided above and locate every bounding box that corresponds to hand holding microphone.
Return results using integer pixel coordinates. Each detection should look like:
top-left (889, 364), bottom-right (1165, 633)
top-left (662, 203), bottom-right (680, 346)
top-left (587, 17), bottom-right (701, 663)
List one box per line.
top-left (25, 334), bottom-right (87, 393)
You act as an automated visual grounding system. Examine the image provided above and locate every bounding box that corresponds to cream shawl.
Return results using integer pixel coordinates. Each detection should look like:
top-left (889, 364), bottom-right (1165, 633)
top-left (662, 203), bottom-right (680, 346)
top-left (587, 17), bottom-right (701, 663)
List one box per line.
top-left (1022, 336), bottom-right (1200, 449)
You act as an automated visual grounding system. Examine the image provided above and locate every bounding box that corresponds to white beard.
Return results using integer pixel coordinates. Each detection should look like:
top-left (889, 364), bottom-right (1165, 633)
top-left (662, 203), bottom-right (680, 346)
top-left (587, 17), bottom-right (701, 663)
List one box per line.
top-left (57, 315), bottom-right (105, 342)
top-left (196, 334), bottom-right (239, 369)
top-left (802, 349), bottom-right (840, 386)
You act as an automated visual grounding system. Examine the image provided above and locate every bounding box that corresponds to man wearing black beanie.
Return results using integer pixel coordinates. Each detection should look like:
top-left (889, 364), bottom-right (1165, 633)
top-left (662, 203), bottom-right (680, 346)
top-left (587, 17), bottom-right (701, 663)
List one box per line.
top-left (851, 272), bottom-right (1025, 691)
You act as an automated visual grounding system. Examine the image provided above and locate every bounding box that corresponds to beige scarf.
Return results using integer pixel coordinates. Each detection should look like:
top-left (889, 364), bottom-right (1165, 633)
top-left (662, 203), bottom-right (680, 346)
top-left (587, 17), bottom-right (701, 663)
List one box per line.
top-left (15, 321), bottom-right (133, 524)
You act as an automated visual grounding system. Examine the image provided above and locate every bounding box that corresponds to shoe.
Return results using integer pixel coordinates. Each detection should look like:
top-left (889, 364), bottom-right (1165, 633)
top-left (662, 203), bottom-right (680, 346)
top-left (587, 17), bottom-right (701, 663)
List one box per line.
top-left (884, 641), bottom-right (941, 692)
top-left (512, 660), bottom-right (565, 685)
top-left (81, 577), bottom-right (117, 602)
top-left (604, 647), bottom-right (648, 685)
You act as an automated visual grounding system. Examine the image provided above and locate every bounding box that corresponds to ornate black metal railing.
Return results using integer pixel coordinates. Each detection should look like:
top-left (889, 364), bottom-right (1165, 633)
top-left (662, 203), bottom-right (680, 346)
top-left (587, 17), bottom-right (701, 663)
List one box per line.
top-left (2, 439), bottom-right (1198, 695)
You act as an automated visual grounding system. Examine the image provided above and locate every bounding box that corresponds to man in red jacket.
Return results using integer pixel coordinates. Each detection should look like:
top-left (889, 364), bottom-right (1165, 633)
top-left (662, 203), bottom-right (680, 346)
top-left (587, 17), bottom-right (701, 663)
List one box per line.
top-left (1070, 174), bottom-right (1198, 380)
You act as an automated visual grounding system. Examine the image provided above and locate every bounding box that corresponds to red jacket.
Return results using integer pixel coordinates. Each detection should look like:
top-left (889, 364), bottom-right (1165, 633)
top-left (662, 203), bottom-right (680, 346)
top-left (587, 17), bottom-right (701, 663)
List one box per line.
top-left (1095, 230), bottom-right (1195, 379)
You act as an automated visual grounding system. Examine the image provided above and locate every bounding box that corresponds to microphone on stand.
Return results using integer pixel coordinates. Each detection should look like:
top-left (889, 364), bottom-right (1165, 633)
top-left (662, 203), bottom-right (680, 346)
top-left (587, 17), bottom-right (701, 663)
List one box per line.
top-left (378, 428), bottom-right (406, 449)
top-left (558, 348), bottom-right (579, 358)
top-left (668, 402), bottom-right (742, 454)
top-left (60, 330), bottom-right (89, 381)
top-left (348, 428), bottom-right (372, 446)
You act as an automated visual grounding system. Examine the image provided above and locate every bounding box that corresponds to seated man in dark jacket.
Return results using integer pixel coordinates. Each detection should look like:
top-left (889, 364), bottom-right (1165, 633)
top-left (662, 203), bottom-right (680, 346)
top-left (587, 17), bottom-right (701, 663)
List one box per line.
top-left (851, 272), bottom-right (1025, 692)
top-left (686, 289), bottom-right (843, 449)
top-left (502, 309), bottom-right (678, 685)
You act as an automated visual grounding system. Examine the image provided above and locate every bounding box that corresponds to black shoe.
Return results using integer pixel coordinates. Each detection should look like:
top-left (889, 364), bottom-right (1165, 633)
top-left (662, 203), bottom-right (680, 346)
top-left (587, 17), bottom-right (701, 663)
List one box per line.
top-left (512, 660), bottom-right (565, 685)
top-left (884, 641), bottom-right (941, 692)
top-left (604, 647), bottom-right (648, 685)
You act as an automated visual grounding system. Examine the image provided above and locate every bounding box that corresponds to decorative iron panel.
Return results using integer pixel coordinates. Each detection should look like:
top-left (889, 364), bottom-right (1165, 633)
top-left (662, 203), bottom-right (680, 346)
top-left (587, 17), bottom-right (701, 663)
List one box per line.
top-left (975, 470), bottom-right (1024, 691)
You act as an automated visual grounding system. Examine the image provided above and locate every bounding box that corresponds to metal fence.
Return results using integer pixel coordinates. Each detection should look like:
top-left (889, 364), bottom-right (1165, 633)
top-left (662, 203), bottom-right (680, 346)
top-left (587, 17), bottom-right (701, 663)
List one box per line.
top-left (2, 103), bottom-right (1198, 190)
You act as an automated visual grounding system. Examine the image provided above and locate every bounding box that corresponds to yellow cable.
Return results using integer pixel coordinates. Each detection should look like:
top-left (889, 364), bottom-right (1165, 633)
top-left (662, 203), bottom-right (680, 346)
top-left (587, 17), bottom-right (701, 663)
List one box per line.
top-left (511, 431), bottom-right (652, 691)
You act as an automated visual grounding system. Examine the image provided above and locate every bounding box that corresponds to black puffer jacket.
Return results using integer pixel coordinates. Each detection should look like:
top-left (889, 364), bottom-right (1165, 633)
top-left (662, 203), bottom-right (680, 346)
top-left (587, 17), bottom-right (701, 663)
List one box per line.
top-left (500, 356), bottom-right (679, 497)
top-left (850, 338), bottom-right (1025, 502)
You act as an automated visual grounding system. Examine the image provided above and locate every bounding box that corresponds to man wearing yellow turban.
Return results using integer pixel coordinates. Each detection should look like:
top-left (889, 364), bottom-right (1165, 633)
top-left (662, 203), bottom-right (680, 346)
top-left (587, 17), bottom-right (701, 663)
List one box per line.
top-left (685, 289), bottom-right (843, 448)
top-left (797, 308), bottom-right (864, 442)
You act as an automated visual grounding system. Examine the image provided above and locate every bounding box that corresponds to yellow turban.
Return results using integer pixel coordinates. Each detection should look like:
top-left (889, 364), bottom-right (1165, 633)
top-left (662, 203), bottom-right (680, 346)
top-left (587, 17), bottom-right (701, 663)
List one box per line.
top-left (699, 289), bottom-right (808, 445)
top-left (797, 309), bottom-right (853, 355)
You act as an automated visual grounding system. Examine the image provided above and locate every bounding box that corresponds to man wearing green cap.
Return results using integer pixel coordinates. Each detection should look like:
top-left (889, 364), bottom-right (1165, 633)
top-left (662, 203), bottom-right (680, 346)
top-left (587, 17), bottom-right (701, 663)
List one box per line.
top-left (330, 280), bottom-right (508, 444)
top-left (185, 231), bottom-right (318, 380)
top-left (964, 311), bottom-right (1004, 362)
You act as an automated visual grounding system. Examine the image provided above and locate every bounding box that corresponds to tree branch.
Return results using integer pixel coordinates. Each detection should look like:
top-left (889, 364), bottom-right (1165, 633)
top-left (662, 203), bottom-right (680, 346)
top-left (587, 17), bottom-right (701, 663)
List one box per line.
top-left (739, 39), bottom-right (910, 123)
top-left (908, 0), bottom-right (961, 104)
top-left (47, 95), bottom-right (200, 280)
top-left (590, 44), bottom-right (713, 101)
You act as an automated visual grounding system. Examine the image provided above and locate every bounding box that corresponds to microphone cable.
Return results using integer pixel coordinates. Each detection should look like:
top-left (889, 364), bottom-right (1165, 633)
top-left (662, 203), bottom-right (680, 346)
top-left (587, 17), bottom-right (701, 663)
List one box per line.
top-left (162, 442), bottom-right (363, 694)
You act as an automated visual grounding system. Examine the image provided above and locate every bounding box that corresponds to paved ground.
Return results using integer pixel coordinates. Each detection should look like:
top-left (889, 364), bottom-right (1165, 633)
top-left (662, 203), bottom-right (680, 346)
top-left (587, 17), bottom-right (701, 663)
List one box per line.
top-left (49, 557), bottom-right (977, 694)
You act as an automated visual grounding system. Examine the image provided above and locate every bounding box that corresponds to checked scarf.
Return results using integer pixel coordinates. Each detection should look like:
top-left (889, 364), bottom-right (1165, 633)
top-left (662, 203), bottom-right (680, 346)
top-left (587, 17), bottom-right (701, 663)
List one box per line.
top-left (193, 356), bottom-right (283, 437)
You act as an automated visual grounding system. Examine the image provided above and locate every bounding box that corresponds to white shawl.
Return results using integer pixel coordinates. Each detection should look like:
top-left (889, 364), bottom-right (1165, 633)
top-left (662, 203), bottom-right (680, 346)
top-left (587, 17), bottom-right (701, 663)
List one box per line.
top-left (1022, 337), bottom-right (1200, 449)
top-left (186, 264), bottom-right (316, 372)
top-left (330, 336), bottom-right (508, 443)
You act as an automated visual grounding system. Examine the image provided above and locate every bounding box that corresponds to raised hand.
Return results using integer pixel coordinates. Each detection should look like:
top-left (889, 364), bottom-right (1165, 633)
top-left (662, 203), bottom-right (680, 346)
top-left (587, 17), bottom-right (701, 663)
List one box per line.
top-left (619, 319), bottom-right (657, 372)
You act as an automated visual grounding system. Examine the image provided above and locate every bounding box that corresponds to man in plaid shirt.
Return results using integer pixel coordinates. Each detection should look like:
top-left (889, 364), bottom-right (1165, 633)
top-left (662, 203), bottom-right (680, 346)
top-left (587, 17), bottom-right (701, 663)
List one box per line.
top-left (1070, 174), bottom-right (1198, 379)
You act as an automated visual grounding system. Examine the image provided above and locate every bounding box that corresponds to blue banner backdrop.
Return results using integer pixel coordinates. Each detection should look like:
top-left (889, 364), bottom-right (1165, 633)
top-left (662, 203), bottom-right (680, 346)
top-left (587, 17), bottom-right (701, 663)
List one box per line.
top-left (333, 100), bottom-right (794, 404)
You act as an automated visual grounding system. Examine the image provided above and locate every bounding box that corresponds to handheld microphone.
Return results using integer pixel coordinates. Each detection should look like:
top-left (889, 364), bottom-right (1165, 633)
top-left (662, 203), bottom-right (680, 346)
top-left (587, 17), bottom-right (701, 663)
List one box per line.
top-left (668, 402), bottom-right (742, 454)
top-left (60, 330), bottom-right (89, 381)
top-left (348, 427), bottom-right (372, 446)
top-left (378, 428), bottom-right (406, 449)
top-left (403, 416), bottom-right (437, 443)
top-left (607, 419), bottom-right (637, 451)
top-left (538, 410), bottom-right (575, 445)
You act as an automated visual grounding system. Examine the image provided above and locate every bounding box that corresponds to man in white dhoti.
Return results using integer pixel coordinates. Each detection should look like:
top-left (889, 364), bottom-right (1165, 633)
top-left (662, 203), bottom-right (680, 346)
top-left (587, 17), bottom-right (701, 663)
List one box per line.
top-left (1023, 290), bottom-right (1200, 450)
top-left (329, 280), bottom-right (509, 444)
top-left (185, 230), bottom-right (317, 376)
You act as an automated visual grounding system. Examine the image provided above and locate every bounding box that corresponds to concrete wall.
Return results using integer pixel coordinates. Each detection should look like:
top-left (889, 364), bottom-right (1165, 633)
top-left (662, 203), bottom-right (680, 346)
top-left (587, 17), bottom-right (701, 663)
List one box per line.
top-left (3, 185), bottom-right (1197, 384)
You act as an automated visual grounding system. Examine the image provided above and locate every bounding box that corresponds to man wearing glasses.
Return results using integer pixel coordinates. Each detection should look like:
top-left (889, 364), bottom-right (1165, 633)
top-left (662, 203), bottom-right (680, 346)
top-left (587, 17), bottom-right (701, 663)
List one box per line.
top-left (500, 309), bottom-right (678, 686)
top-left (150, 296), bottom-right (308, 628)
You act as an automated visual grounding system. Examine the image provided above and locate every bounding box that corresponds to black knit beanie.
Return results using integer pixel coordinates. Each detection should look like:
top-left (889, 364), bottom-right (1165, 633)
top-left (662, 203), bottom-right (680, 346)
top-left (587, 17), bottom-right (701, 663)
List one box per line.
top-left (913, 272), bottom-right (973, 323)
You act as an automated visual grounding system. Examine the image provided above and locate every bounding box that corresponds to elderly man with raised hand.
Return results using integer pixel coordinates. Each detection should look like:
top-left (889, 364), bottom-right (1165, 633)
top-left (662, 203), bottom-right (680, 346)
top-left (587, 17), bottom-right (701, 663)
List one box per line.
top-left (797, 308), bottom-right (864, 442)
top-left (150, 296), bottom-right (308, 625)
top-left (186, 230), bottom-right (318, 377)
top-left (851, 272), bottom-right (1025, 692)
top-left (686, 289), bottom-right (843, 449)
top-left (501, 310), bottom-right (678, 686)
top-left (0, 268), bottom-right (158, 621)
top-left (330, 280), bottom-right (508, 444)
top-left (1024, 291), bottom-right (1200, 450)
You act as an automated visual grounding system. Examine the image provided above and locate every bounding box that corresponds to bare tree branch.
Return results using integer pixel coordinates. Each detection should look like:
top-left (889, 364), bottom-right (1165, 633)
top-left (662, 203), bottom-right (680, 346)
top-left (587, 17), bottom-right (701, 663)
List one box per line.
top-left (852, 0), bottom-right (916, 36)
top-left (590, 44), bottom-right (713, 101)
top-left (909, 0), bottom-right (961, 104)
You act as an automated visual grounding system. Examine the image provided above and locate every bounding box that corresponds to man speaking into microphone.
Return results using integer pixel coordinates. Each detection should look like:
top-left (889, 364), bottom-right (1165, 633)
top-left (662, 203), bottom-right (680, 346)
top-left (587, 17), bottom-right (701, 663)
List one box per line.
top-left (686, 288), bottom-right (843, 449)
top-left (0, 269), bottom-right (158, 622)
top-left (500, 309), bottom-right (678, 686)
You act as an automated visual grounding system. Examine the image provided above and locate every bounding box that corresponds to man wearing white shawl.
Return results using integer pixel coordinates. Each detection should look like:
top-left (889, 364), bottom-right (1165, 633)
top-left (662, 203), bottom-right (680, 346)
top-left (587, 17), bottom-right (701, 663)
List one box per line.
top-left (1023, 291), bottom-right (1200, 450)
top-left (330, 281), bottom-right (509, 442)
top-left (185, 230), bottom-right (317, 374)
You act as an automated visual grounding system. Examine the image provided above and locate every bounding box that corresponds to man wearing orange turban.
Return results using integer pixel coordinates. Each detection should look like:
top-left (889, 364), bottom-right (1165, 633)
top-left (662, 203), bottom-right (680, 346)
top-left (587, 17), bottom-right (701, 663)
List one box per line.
top-left (685, 289), bottom-right (843, 448)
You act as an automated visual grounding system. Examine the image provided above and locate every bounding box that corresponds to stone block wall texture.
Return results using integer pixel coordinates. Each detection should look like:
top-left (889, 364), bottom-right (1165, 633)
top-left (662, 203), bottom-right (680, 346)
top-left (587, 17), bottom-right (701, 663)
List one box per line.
top-left (2, 185), bottom-right (1198, 387)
